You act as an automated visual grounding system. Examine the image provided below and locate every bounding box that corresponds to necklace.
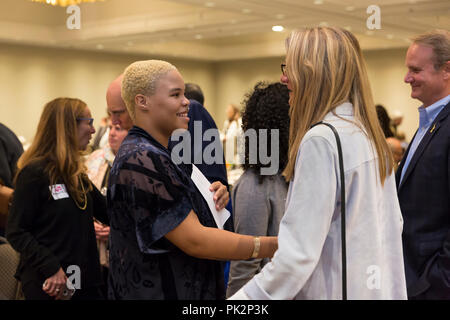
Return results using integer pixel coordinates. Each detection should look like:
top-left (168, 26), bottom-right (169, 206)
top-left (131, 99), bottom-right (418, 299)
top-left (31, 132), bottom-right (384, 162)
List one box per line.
top-left (74, 175), bottom-right (87, 210)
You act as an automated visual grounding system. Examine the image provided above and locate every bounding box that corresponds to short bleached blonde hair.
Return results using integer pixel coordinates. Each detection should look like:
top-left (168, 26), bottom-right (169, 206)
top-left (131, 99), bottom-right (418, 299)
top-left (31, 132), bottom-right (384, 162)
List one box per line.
top-left (121, 60), bottom-right (177, 120)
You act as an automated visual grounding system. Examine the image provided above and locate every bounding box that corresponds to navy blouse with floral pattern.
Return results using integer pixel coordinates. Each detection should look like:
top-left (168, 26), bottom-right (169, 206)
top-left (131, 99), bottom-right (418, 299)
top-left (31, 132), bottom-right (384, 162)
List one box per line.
top-left (107, 126), bottom-right (225, 300)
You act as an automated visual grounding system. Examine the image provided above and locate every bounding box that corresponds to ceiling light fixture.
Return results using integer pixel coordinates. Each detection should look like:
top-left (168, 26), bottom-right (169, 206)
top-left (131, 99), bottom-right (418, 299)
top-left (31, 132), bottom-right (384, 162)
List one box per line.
top-left (242, 8), bottom-right (252, 14)
top-left (314, 0), bottom-right (324, 5)
top-left (272, 25), bottom-right (284, 32)
top-left (30, 0), bottom-right (105, 6)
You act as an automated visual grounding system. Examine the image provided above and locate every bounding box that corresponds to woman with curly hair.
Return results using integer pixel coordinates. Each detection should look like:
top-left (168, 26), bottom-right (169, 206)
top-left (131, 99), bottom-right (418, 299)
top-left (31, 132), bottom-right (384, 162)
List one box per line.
top-left (7, 98), bottom-right (108, 300)
top-left (226, 82), bottom-right (290, 297)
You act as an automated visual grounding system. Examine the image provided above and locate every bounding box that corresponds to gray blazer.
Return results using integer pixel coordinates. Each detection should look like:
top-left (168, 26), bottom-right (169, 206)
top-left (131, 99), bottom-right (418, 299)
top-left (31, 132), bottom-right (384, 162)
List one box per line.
top-left (226, 169), bottom-right (287, 297)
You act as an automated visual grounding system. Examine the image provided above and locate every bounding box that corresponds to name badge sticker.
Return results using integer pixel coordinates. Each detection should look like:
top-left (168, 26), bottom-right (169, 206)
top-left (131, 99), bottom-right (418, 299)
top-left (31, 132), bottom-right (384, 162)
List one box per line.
top-left (49, 184), bottom-right (70, 200)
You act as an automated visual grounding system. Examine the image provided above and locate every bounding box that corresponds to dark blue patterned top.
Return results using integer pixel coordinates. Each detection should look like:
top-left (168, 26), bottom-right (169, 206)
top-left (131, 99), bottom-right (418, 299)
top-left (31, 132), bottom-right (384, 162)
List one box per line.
top-left (107, 126), bottom-right (224, 300)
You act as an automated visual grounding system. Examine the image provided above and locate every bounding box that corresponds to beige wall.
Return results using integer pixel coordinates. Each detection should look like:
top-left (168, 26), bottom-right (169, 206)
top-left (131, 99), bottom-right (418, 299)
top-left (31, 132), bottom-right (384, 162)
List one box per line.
top-left (0, 43), bottom-right (216, 142)
top-left (1, 42), bottom-right (418, 144)
top-left (213, 57), bottom-right (282, 130)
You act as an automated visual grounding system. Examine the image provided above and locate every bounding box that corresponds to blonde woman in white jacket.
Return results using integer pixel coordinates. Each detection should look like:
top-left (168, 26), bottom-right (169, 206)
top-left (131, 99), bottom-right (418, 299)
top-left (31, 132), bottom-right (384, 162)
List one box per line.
top-left (229, 27), bottom-right (407, 300)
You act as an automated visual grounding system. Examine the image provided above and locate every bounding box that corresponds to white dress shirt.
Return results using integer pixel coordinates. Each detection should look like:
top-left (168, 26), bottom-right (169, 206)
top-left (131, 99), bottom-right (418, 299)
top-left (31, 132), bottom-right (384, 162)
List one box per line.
top-left (229, 102), bottom-right (407, 300)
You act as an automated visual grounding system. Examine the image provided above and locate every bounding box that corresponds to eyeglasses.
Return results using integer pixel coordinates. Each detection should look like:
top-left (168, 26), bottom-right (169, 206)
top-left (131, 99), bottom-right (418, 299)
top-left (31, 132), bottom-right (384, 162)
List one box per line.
top-left (281, 63), bottom-right (287, 76)
top-left (77, 117), bottom-right (94, 126)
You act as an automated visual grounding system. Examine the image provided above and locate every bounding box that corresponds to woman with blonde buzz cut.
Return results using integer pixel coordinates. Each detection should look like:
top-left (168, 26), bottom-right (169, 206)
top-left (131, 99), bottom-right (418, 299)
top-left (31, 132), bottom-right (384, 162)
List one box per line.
top-left (107, 60), bottom-right (277, 300)
top-left (229, 27), bottom-right (407, 300)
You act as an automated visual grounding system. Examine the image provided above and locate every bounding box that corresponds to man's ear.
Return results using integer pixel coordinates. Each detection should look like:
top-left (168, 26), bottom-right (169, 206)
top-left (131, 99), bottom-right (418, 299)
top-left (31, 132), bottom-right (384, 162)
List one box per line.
top-left (442, 61), bottom-right (450, 80)
top-left (135, 94), bottom-right (149, 112)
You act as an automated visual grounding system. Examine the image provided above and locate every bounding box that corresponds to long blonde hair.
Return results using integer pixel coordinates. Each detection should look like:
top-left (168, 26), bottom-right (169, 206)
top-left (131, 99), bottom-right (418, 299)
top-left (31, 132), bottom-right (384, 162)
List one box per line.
top-left (283, 27), bottom-right (393, 183)
top-left (16, 98), bottom-right (92, 203)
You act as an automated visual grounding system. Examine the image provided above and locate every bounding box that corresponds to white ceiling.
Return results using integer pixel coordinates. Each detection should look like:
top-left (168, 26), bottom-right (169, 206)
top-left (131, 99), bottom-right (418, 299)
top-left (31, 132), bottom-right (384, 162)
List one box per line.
top-left (0, 0), bottom-right (448, 61)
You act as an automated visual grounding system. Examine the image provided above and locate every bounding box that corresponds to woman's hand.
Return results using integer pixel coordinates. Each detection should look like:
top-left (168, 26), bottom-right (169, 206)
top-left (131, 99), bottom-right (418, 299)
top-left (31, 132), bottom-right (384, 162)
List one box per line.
top-left (209, 181), bottom-right (229, 211)
top-left (94, 221), bottom-right (110, 242)
top-left (42, 267), bottom-right (67, 300)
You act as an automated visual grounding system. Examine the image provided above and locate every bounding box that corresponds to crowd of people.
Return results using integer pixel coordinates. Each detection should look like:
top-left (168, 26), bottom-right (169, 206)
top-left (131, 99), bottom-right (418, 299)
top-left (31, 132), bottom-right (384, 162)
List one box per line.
top-left (0, 26), bottom-right (449, 300)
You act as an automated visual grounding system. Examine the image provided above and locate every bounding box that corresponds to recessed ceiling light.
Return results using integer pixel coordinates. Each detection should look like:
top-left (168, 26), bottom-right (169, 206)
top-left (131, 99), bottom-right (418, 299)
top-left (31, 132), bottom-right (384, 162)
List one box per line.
top-left (205, 2), bottom-right (215, 7)
top-left (314, 0), bottom-right (324, 5)
top-left (96, 44), bottom-right (104, 50)
top-left (272, 25), bottom-right (284, 32)
top-left (195, 34), bottom-right (203, 40)
top-left (242, 8), bottom-right (252, 14)
top-left (345, 6), bottom-right (355, 11)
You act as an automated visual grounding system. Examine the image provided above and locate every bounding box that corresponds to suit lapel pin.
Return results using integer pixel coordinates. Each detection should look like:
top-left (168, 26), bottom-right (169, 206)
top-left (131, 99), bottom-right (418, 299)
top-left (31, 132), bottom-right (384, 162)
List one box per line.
top-left (430, 123), bottom-right (436, 134)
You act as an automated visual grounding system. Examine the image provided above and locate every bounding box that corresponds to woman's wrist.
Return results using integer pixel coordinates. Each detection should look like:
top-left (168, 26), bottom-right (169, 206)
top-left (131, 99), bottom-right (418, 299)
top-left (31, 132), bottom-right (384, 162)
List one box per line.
top-left (251, 236), bottom-right (260, 258)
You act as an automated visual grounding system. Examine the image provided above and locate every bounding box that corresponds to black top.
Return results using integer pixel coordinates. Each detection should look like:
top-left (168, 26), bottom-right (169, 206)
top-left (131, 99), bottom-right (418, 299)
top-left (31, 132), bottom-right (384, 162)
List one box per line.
top-left (107, 126), bottom-right (224, 300)
top-left (6, 161), bottom-right (108, 289)
top-left (0, 123), bottom-right (23, 188)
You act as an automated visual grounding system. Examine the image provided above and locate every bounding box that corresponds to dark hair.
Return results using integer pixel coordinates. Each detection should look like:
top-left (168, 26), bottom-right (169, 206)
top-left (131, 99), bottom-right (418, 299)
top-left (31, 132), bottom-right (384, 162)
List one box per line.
top-left (241, 82), bottom-right (290, 183)
top-left (185, 83), bottom-right (204, 105)
top-left (376, 105), bottom-right (394, 138)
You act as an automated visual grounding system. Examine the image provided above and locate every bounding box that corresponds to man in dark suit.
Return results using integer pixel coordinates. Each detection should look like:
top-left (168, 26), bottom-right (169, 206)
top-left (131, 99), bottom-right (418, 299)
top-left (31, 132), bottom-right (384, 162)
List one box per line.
top-left (397, 29), bottom-right (450, 299)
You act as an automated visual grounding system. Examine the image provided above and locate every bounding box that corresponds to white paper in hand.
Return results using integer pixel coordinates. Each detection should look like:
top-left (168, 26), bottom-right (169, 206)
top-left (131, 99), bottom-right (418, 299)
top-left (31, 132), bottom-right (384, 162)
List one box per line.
top-left (190, 164), bottom-right (231, 230)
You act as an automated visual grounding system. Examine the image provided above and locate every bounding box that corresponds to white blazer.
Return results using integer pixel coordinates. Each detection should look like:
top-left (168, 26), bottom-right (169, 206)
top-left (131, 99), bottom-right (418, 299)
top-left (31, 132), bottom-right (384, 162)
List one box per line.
top-left (230, 102), bottom-right (407, 300)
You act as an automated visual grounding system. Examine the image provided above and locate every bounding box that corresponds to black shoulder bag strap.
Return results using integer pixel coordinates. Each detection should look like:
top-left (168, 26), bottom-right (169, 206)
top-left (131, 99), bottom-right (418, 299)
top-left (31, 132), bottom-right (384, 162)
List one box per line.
top-left (311, 121), bottom-right (347, 300)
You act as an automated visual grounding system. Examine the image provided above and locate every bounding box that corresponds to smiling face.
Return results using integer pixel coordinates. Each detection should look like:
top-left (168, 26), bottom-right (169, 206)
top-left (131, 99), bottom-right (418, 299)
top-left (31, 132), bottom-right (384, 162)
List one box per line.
top-left (77, 107), bottom-right (96, 150)
top-left (147, 69), bottom-right (190, 138)
top-left (405, 44), bottom-right (448, 107)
